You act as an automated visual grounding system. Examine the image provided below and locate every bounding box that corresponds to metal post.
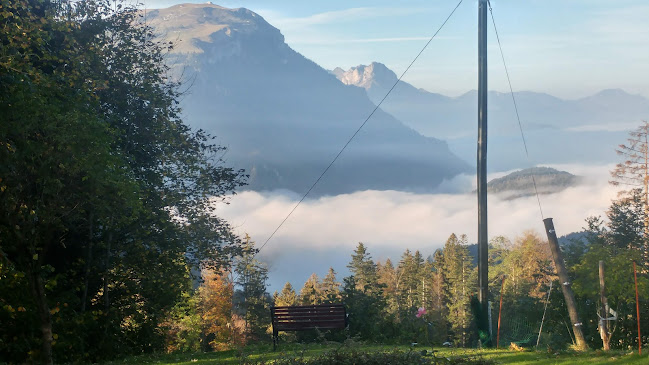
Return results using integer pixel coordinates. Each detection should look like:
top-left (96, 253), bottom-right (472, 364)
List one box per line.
top-left (477, 0), bottom-right (490, 343)
top-left (543, 218), bottom-right (588, 351)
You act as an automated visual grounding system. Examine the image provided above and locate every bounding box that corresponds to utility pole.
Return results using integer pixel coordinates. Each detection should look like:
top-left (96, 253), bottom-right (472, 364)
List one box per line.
top-left (477, 0), bottom-right (490, 344)
top-left (543, 218), bottom-right (588, 351)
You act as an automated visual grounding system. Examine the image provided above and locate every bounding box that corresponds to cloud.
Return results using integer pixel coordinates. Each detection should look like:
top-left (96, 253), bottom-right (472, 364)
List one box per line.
top-left (215, 164), bottom-right (619, 291)
top-left (262, 7), bottom-right (423, 30)
top-left (255, 6), bottom-right (440, 47)
top-left (564, 122), bottom-right (639, 133)
top-left (287, 37), bottom-right (441, 46)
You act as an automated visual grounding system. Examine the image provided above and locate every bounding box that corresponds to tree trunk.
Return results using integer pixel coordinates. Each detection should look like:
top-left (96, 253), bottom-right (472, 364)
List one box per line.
top-left (30, 267), bottom-right (53, 365)
top-left (599, 261), bottom-right (611, 350)
top-left (81, 211), bottom-right (94, 313)
top-left (103, 229), bottom-right (113, 312)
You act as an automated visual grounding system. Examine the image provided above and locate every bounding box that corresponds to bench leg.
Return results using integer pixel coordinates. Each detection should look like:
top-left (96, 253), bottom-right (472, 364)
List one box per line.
top-left (273, 330), bottom-right (278, 351)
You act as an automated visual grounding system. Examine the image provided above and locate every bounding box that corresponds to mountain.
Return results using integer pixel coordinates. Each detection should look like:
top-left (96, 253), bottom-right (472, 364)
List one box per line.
top-left (332, 63), bottom-right (400, 92)
top-left (334, 63), bottom-right (649, 170)
top-left (335, 63), bottom-right (649, 138)
top-left (146, 4), bottom-right (470, 196)
top-left (487, 167), bottom-right (581, 199)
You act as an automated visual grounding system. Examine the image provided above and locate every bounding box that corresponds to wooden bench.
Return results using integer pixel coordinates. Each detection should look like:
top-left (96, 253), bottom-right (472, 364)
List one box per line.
top-left (270, 304), bottom-right (348, 350)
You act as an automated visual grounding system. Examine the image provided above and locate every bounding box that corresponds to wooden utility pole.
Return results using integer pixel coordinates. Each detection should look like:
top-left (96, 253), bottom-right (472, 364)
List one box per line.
top-left (543, 218), bottom-right (588, 351)
top-left (599, 261), bottom-right (611, 350)
top-left (477, 0), bottom-right (490, 344)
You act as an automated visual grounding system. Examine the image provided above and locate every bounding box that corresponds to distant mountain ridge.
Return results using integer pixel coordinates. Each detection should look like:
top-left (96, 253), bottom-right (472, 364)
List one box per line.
top-left (147, 4), bottom-right (470, 196)
top-left (334, 62), bottom-right (649, 138)
top-left (334, 63), bottom-right (649, 170)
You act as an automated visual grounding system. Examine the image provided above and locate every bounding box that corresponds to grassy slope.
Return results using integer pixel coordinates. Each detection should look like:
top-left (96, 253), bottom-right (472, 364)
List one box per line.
top-left (105, 344), bottom-right (648, 364)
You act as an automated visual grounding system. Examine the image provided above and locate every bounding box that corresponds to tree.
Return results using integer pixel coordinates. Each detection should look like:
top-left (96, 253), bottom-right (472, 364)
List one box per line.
top-left (347, 242), bottom-right (381, 294)
top-left (319, 267), bottom-right (341, 304)
top-left (343, 243), bottom-right (387, 340)
top-left (440, 234), bottom-right (475, 347)
top-left (198, 269), bottom-right (234, 351)
top-left (397, 250), bottom-right (425, 310)
top-left (428, 250), bottom-right (448, 343)
top-left (274, 282), bottom-right (298, 307)
top-left (234, 235), bottom-right (270, 343)
top-left (569, 201), bottom-right (649, 350)
top-left (494, 232), bottom-right (554, 300)
top-left (610, 121), bottom-right (649, 261)
top-left (571, 243), bottom-right (648, 350)
top-left (158, 292), bottom-right (202, 354)
top-left (377, 259), bottom-right (400, 315)
top-left (0, 1), bottom-right (246, 362)
top-left (299, 273), bottom-right (321, 305)
top-left (607, 189), bottom-right (646, 252)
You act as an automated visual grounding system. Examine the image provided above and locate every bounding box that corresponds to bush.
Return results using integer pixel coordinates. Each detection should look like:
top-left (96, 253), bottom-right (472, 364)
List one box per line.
top-left (257, 348), bottom-right (495, 365)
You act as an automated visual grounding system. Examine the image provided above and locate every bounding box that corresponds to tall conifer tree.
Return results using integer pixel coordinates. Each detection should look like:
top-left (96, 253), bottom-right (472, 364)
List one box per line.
top-left (234, 235), bottom-right (269, 342)
top-left (441, 234), bottom-right (475, 346)
top-left (319, 267), bottom-right (342, 303)
top-left (299, 273), bottom-right (321, 305)
top-left (274, 282), bottom-right (298, 307)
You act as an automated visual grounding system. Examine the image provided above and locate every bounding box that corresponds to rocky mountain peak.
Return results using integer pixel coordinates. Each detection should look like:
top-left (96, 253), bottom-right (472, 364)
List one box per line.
top-left (334, 62), bottom-right (398, 90)
top-left (146, 3), bottom-right (282, 54)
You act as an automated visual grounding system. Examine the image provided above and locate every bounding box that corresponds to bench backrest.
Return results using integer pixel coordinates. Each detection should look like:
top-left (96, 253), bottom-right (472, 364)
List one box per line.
top-left (271, 304), bottom-right (347, 332)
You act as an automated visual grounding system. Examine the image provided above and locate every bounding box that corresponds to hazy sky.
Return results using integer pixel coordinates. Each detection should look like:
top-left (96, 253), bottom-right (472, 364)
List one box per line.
top-left (144, 0), bottom-right (649, 98)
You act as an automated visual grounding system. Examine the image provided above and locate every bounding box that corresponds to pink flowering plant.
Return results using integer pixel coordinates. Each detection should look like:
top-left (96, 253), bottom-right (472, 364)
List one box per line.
top-left (416, 307), bottom-right (427, 318)
top-left (413, 307), bottom-right (434, 355)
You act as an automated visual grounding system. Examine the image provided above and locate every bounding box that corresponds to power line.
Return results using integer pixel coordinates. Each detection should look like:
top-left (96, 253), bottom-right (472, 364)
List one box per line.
top-left (255, 0), bottom-right (466, 255)
top-left (487, 0), bottom-right (545, 219)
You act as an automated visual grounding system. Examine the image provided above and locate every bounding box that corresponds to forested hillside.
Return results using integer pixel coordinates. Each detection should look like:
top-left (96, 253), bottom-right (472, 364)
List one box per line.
top-left (487, 167), bottom-right (580, 199)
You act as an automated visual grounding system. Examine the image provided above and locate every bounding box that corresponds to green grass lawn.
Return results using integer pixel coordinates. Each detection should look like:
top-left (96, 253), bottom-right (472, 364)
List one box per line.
top-left (104, 343), bottom-right (648, 364)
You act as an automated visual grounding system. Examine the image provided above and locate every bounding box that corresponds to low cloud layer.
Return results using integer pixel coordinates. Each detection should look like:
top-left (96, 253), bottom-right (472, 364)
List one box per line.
top-left (215, 164), bottom-right (619, 291)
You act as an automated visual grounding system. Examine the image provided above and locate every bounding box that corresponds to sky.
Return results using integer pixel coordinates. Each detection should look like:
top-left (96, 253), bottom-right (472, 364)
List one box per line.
top-left (144, 0), bottom-right (649, 99)
top-left (138, 0), bottom-right (646, 291)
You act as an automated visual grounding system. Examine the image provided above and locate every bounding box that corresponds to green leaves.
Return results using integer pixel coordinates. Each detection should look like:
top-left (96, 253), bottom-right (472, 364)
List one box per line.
top-left (1, 0), bottom-right (246, 362)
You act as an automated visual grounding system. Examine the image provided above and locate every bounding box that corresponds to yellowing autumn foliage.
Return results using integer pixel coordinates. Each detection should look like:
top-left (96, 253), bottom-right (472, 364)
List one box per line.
top-left (198, 269), bottom-right (237, 351)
